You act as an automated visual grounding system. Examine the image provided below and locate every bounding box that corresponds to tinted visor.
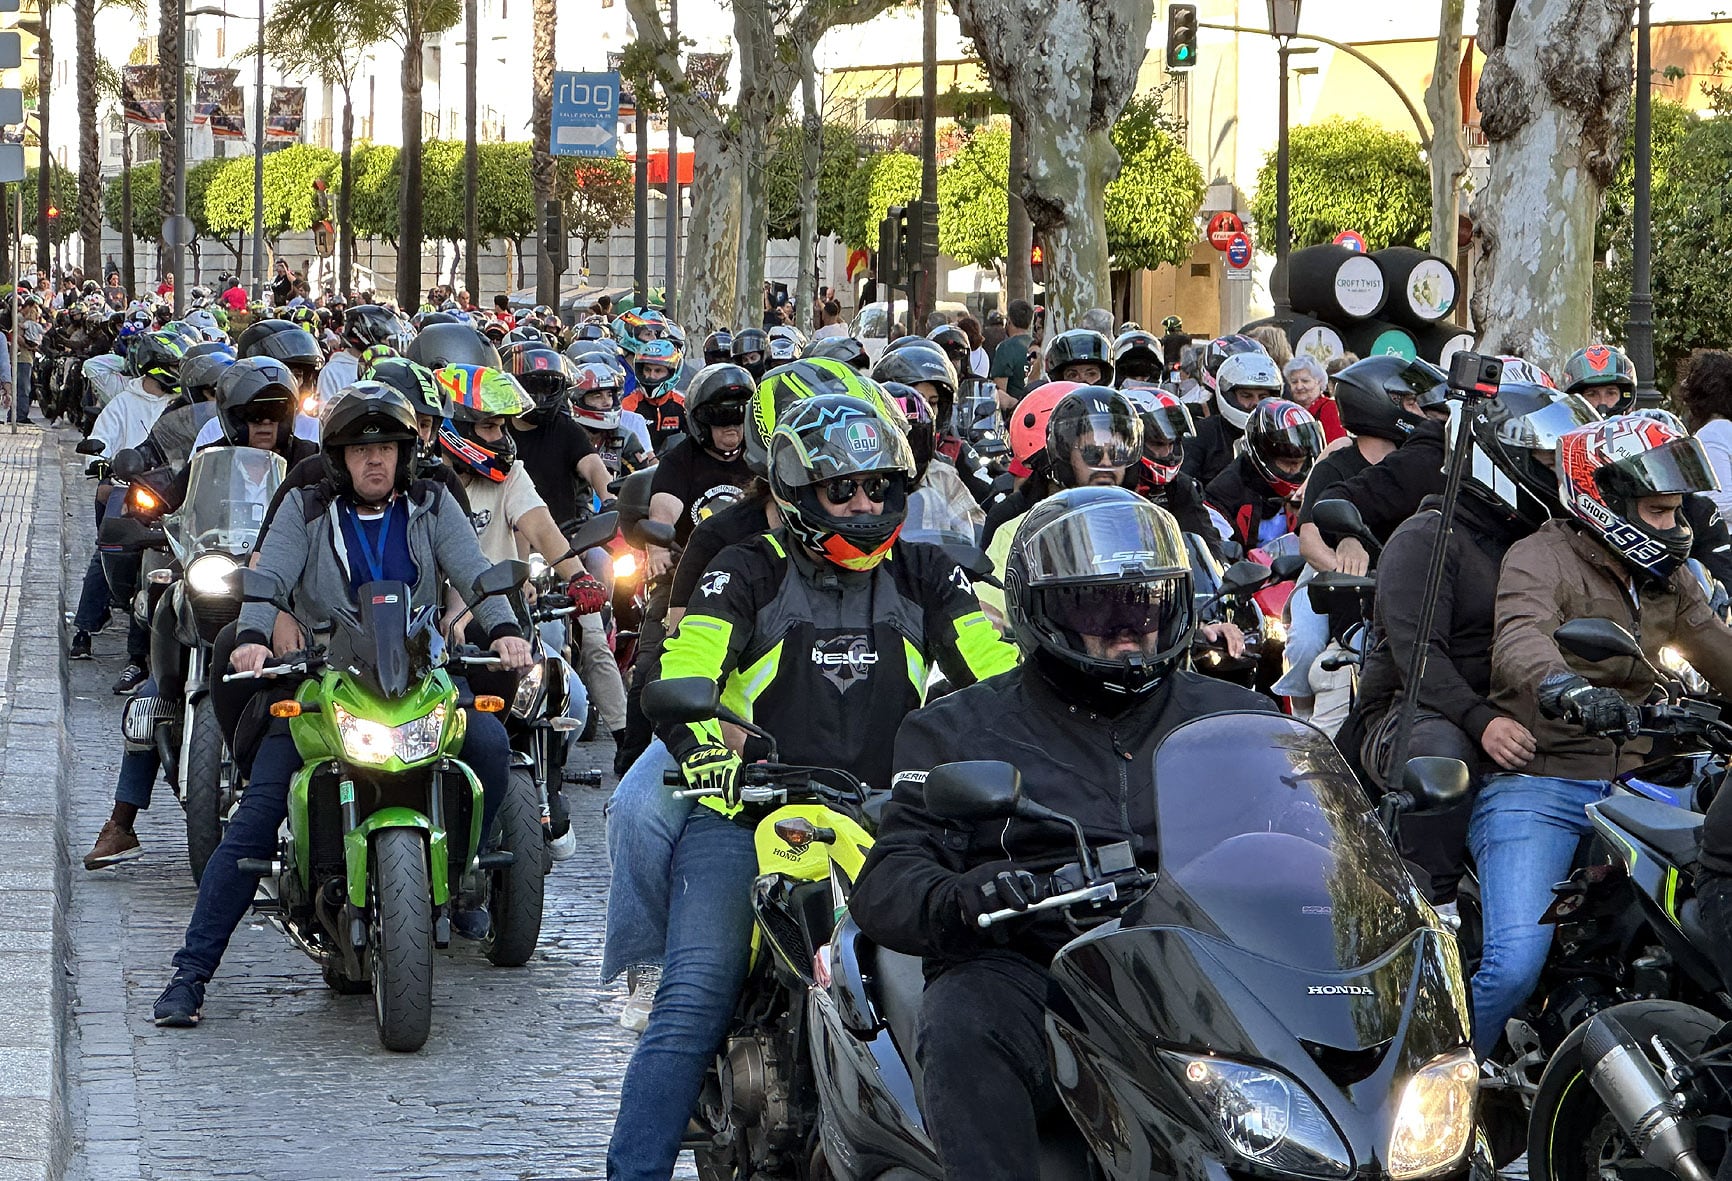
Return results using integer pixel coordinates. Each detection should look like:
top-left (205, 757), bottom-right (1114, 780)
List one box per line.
top-left (1020, 498), bottom-right (1188, 584)
top-left (1499, 394), bottom-right (1600, 449)
top-left (692, 397), bottom-right (748, 428)
top-left (1257, 418), bottom-right (1325, 463)
top-left (1052, 410), bottom-right (1140, 470)
top-left (1038, 577), bottom-right (1188, 643)
top-left (518, 373), bottom-right (571, 407)
top-left (1384, 359), bottom-right (1449, 408)
top-left (1141, 404), bottom-right (1194, 444)
top-left (239, 394), bottom-right (294, 425)
top-left (1599, 436), bottom-right (1721, 500)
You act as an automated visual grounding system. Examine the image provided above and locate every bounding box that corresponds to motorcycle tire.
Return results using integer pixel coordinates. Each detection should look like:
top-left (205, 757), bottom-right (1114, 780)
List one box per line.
top-left (368, 827), bottom-right (434, 1052)
top-left (1526, 998), bottom-right (1722, 1181)
top-left (183, 697), bottom-right (226, 884)
top-left (482, 767), bottom-right (546, 968)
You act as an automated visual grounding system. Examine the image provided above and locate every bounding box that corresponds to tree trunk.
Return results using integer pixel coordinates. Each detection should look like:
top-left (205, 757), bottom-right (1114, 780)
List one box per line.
top-left (531, 0), bottom-right (557, 306)
top-left (732, 117), bottom-right (771, 333)
top-left (681, 133), bottom-right (739, 333)
top-left (156, 0), bottom-right (175, 282)
top-left (120, 132), bottom-right (134, 295)
top-left (951, 0), bottom-right (1151, 331)
top-left (795, 47), bottom-right (821, 334)
top-left (396, 25), bottom-right (427, 308)
top-left (74, 0), bottom-right (99, 275)
top-left (1470, 0), bottom-right (1636, 368)
top-left (35, 5), bottom-right (52, 274)
top-left (1426, 0), bottom-right (1469, 267)
top-left (1006, 111), bottom-right (1031, 305)
top-left (338, 91), bottom-right (354, 300)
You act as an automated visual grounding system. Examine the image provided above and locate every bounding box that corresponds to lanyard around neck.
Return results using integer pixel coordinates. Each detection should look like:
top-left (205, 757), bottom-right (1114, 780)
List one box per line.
top-left (348, 502), bottom-right (395, 583)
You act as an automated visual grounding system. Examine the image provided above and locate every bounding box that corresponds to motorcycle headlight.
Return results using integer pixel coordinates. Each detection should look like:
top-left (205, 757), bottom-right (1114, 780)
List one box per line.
top-left (1387, 1048), bottom-right (1477, 1180)
top-left (332, 702), bottom-right (446, 767)
top-left (1169, 1053), bottom-right (1352, 1179)
top-left (614, 551), bottom-right (639, 582)
top-left (511, 661), bottom-right (545, 719)
top-left (185, 553), bottom-right (238, 596)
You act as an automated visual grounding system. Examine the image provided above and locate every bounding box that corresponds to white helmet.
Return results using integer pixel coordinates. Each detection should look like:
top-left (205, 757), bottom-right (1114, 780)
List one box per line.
top-left (1214, 351), bottom-right (1283, 430)
top-left (183, 307), bottom-right (226, 342)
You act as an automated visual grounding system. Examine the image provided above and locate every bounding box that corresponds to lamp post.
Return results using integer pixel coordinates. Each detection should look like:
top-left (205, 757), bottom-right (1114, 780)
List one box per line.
top-left (1629, 0), bottom-right (1657, 404)
top-left (1268, 0), bottom-right (1300, 321)
top-left (170, 4), bottom-right (233, 316)
top-left (251, 0), bottom-right (265, 302)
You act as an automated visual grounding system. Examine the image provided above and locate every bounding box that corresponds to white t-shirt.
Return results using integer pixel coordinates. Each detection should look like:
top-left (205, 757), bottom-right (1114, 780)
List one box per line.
top-left (812, 323), bottom-right (849, 340)
top-left (1698, 418), bottom-right (1732, 518)
top-left (317, 351), bottom-right (361, 401)
top-left (969, 346), bottom-right (990, 378)
top-left (192, 412), bottom-right (320, 452)
top-left (461, 463), bottom-right (548, 563)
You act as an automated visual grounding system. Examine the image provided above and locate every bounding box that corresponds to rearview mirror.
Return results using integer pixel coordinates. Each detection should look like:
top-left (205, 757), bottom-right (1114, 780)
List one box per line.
top-left (1220, 560), bottom-right (1272, 596)
top-left (95, 512), bottom-right (164, 552)
top-left (75, 437), bottom-right (105, 456)
top-left (471, 559), bottom-right (531, 600)
top-left (1311, 498), bottom-right (1367, 542)
top-left (111, 448), bottom-right (147, 481)
top-left (923, 760), bottom-right (1023, 823)
top-left (1270, 554), bottom-right (1306, 583)
top-left (567, 510), bottom-right (619, 555)
top-left (634, 520), bottom-right (677, 549)
top-left (642, 676), bottom-right (720, 725)
top-left (1402, 757), bottom-right (1471, 812)
top-left (1554, 618), bottom-right (1646, 666)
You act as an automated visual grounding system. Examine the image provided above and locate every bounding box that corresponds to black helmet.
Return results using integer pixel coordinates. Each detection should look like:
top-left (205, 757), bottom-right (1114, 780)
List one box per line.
top-left (684, 364), bottom-right (755, 458)
top-left (572, 319), bottom-right (611, 343)
top-left (215, 357), bottom-right (298, 448)
top-left (886, 335), bottom-right (929, 354)
top-left (926, 324), bottom-right (971, 375)
top-left (1453, 385), bottom-right (1600, 530)
top-left (1044, 329), bottom-right (1115, 386)
top-left (767, 393), bottom-right (917, 572)
top-left (364, 356), bottom-right (450, 422)
top-left (1245, 399), bottom-right (1325, 497)
top-left (181, 348), bottom-right (237, 405)
top-left (1045, 387), bottom-right (1143, 488)
top-left (1331, 355), bottom-right (1439, 443)
top-left (319, 382), bottom-right (421, 499)
top-left (701, 329), bottom-right (733, 366)
top-left (731, 327), bottom-right (770, 380)
top-left (805, 335), bottom-right (871, 372)
top-left (1112, 329), bottom-right (1163, 384)
top-left (1004, 485), bottom-right (1193, 710)
top-left (406, 321), bottom-right (502, 370)
top-left (415, 310), bottom-right (459, 329)
top-left (125, 330), bottom-right (187, 393)
top-left (236, 318), bottom-right (321, 391)
top-left (342, 303), bottom-right (409, 352)
top-left (872, 341), bottom-right (958, 419)
top-left (507, 345), bottom-right (578, 420)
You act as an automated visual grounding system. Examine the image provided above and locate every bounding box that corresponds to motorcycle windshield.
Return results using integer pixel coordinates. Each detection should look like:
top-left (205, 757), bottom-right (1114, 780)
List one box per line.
top-left (1150, 712), bottom-right (1426, 972)
top-left (174, 446), bottom-right (286, 558)
top-left (328, 581), bottom-right (439, 699)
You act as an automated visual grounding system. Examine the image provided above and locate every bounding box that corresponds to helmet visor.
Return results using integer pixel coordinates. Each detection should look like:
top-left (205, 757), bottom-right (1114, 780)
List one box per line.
top-left (691, 397), bottom-right (748, 428)
top-left (1020, 499), bottom-right (1188, 584)
top-left (1141, 404), bottom-right (1195, 444)
top-left (1599, 436), bottom-right (1721, 500)
top-left (1037, 577), bottom-right (1189, 645)
top-left (770, 412), bottom-right (917, 489)
top-left (1498, 394), bottom-right (1600, 449)
top-left (1052, 410), bottom-right (1140, 471)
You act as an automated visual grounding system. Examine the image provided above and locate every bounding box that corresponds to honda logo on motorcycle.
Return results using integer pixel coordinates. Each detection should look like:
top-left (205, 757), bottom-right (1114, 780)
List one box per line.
top-left (1307, 985), bottom-right (1374, 996)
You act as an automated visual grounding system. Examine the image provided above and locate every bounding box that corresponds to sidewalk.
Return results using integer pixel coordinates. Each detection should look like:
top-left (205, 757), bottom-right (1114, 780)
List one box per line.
top-left (0, 425), bottom-right (72, 1181)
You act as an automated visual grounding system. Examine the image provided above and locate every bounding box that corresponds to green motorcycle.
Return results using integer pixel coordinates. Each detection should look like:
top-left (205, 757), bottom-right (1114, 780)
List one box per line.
top-left (228, 560), bottom-right (545, 1052)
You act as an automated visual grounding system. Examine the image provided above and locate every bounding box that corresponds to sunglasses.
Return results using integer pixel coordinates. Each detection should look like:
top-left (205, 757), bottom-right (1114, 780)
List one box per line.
top-left (1075, 441), bottom-right (1135, 468)
top-left (821, 475), bottom-right (894, 506)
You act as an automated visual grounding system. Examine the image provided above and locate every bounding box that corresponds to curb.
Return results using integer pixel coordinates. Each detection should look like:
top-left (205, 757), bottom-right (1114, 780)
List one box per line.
top-left (0, 433), bottom-right (70, 1181)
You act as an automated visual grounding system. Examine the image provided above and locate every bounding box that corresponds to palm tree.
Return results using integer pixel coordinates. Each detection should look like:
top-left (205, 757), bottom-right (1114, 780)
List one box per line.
top-left (392, 0), bottom-right (458, 308)
top-left (530, 0), bottom-right (554, 305)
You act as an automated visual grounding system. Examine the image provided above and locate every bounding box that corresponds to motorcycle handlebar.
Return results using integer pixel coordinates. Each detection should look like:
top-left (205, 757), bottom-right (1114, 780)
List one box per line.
top-left (223, 662), bottom-right (301, 682)
top-left (977, 881), bottom-right (1125, 928)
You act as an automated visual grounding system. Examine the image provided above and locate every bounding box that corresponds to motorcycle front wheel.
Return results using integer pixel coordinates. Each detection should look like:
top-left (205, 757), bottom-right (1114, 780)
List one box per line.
top-left (182, 697), bottom-right (225, 883)
top-left (482, 767), bottom-right (546, 967)
top-left (368, 827), bottom-right (434, 1052)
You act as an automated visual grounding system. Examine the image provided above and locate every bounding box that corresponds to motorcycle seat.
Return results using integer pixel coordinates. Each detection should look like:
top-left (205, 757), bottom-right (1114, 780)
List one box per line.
top-left (1597, 794), bottom-right (1702, 869)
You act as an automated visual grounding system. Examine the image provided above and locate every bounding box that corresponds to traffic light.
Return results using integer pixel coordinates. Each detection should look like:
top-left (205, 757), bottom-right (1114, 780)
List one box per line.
top-left (878, 205), bottom-right (905, 282)
top-left (904, 198), bottom-right (937, 279)
top-left (1166, 4), bottom-right (1199, 71)
top-left (44, 204), bottom-right (58, 222)
top-left (541, 198), bottom-right (565, 274)
top-left (1030, 242), bottom-right (1044, 285)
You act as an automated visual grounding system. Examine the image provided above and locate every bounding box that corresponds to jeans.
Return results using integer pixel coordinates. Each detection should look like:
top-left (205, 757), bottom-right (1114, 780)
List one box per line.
top-left (1467, 773), bottom-right (1610, 1055)
top-left (73, 497), bottom-right (111, 633)
top-left (1273, 572), bottom-right (1329, 699)
top-left (601, 738), bottom-right (690, 984)
top-left (115, 677), bottom-right (162, 809)
top-left (606, 806), bottom-right (757, 1180)
top-left (170, 709), bottom-right (512, 983)
top-left (15, 359), bottom-right (31, 419)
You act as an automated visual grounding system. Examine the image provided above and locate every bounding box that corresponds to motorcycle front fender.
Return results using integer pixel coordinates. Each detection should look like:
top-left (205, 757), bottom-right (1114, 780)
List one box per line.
top-left (344, 807), bottom-right (448, 909)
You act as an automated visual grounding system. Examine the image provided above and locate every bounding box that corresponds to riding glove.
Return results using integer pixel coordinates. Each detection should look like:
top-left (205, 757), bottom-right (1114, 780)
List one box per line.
top-left (1537, 673), bottom-right (1640, 738)
top-left (678, 742), bottom-right (743, 806)
top-left (566, 573), bottom-right (608, 615)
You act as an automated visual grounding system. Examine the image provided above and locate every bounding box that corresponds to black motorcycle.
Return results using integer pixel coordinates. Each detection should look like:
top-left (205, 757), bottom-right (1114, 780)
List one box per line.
top-left (809, 712), bottom-right (1488, 1180)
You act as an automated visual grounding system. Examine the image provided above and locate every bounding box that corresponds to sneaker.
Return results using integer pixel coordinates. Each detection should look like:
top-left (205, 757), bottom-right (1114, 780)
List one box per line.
top-left (68, 630), bottom-right (92, 660)
top-left (82, 820), bottom-right (142, 870)
top-left (549, 827), bottom-right (578, 861)
top-left (152, 972), bottom-right (205, 1027)
top-left (452, 906), bottom-right (491, 941)
top-left (112, 662), bottom-right (148, 695)
top-left (621, 965), bottom-right (660, 1033)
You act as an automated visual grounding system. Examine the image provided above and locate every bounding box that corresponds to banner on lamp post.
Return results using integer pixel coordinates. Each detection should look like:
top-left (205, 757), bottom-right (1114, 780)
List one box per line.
top-left (192, 67), bottom-right (238, 126)
top-left (266, 85), bottom-right (305, 140)
top-left (121, 65), bottom-right (165, 129)
top-left (209, 84), bottom-right (248, 139)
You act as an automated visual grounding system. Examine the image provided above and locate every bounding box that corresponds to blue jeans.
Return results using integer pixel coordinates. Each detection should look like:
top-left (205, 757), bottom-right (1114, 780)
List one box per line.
top-left (1467, 773), bottom-right (1610, 1055)
top-left (170, 709), bottom-right (512, 983)
top-left (115, 677), bottom-right (162, 809)
top-left (606, 806), bottom-right (757, 1180)
top-left (601, 738), bottom-right (691, 984)
top-left (15, 359), bottom-right (31, 418)
top-left (73, 497), bottom-right (111, 632)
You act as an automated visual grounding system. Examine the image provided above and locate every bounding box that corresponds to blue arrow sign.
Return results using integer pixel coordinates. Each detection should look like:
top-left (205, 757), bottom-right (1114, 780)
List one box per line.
top-left (552, 71), bottom-right (620, 158)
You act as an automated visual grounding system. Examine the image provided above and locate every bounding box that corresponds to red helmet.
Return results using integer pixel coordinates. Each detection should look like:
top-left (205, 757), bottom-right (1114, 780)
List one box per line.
top-left (1121, 387), bottom-right (1194, 486)
top-left (1556, 414), bottom-right (1718, 584)
top-left (1008, 381), bottom-right (1082, 478)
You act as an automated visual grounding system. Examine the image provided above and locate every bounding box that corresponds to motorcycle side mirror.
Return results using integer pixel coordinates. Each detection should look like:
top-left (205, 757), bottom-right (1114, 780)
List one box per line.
top-left (1270, 554), bottom-right (1306, 582)
top-left (75, 437), bottom-right (105, 456)
top-left (1554, 618), bottom-right (1646, 666)
top-left (923, 760), bottom-right (1023, 823)
top-left (1401, 757), bottom-right (1471, 812)
top-left (634, 520), bottom-right (678, 549)
top-left (1219, 560), bottom-right (1272, 596)
top-left (471, 559), bottom-right (531, 600)
top-left (110, 448), bottom-right (147, 481)
top-left (642, 676), bottom-right (721, 725)
top-left (95, 512), bottom-right (162, 551)
top-left (1311, 498), bottom-right (1367, 542)
top-left (567, 510), bottom-right (619, 555)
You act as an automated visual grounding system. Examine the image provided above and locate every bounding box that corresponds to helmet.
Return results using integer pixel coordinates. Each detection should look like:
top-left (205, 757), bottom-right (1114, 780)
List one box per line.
top-left (684, 365), bottom-right (755, 458)
top-left (288, 306), bottom-right (319, 332)
top-left (613, 308), bottom-right (667, 357)
top-left (702, 330), bottom-right (733, 367)
top-left (415, 310), bottom-right (458, 329)
top-left (872, 343), bottom-right (959, 422)
top-left (1045, 388), bottom-right (1143, 488)
top-left (182, 307), bottom-right (226, 342)
top-left (767, 333), bottom-right (800, 364)
top-left (1112, 329), bottom-right (1164, 384)
top-left (1120, 387), bottom-right (1194, 486)
top-left (731, 327), bottom-right (770, 380)
top-left (406, 321), bottom-right (502, 370)
top-left (180, 349), bottom-right (237, 405)
top-left (632, 337), bottom-right (683, 400)
top-left (1213, 350), bottom-right (1283, 430)
top-left (435, 365), bottom-right (531, 482)
top-left (163, 320), bottom-right (206, 347)
top-left (1557, 414), bottom-right (1720, 585)
top-left (81, 278), bottom-right (100, 295)
top-left (1004, 486), bottom-right (1193, 709)
top-left (320, 382), bottom-right (421, 499)
top-left (236, 318), bottom-right (321, 390)
top-left (507, 345), bottom-right (578, 421)
top-left (364, 356), bottom-right (450, 423)
top-left (1044, 329), bottom-right (1115, 386)
top-left (748, 359), bottom-right (907, 478)
top-left (572, 319), bottom-right (611, 343)
top-left (214, 357), bottom-right (297, 447)
top-left (506, 325), bottom-right (547, 347)
top-left (1561, 344), bottom-right (1638, 415)
top-left (806, 335), bottom-right (871, 371)
top-left (768, 324), bottom-right (804, 348)
top-left (1496, 355), bottom-right (1557, 391)
top-left (358, 343), bottom-right (399, 372)
top-left (1245, 399), bottom-right (1324, 497)
top-left (767, 394), bottom-right (918, 572)
top-left (482, 319), bottom-right (509, 343)
top-left (1008, 381), bottom-right (1082, 478)
top-left (886, 335), bottom-right (929, 354)
top-left (1453, 386), bottom-right (1599, 530)
top-left (881, 381), bottom-right (936, 482)
top-left (1201, 334), bottom-right (1265, 393)
top-left (571, 359), bottom-right (626, 430)
top-left (1331, 355), bottom-right (1440, 442)
top-left (125, 330), bottom-right (187, 393)
top-left (1634, 407), bottom-right (1688, 434)
top-left (342, 304), bottom-right (410, 353)
top-left (926, 325), bottom-right (972, 375)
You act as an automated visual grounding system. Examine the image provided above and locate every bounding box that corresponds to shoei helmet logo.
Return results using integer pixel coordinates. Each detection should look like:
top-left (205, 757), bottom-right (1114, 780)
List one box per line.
top-left (1307, 984), bottom-right (1374, 996)
top-left (845, 420), bottom-right (880, 454)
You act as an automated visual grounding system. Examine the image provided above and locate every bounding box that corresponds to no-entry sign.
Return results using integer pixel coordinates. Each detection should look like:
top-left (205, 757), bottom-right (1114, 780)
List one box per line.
top-left (1208, 211), bottom-right (1246, 251)
top-left (1226, 233), bottom-right (1253, 269)
top-left (1333, 229), bottom-right (1368, 253)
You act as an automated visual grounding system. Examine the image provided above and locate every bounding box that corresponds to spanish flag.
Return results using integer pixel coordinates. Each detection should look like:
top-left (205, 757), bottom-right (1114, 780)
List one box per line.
top-left (846, 248), bottom-right (869, 282)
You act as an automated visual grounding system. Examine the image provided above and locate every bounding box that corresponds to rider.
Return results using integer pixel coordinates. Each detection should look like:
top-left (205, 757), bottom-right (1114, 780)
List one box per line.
top-left (1204, 397), bottom-right (1324, 555)
top-left (729, 327), bottom-right (769, 382)
top-left (132, 342), bottom-right (237, 473)
top-left (622, 338), bottom-right (686, 450)
top-left (151, 384), bottom-right (533, 1027)
top-left (605, 393), bottom-right (1019, 1180)
top-left (1184, 347), bottom-right (1280, 486)
top-left (1119, 387), bottom-right (1222, 556)
top-left (1112, 328), bottom-right (1164, 387)
top-left (641, 364), bottom-right (754, 589)
top-left (1042, 328), bottom-right (1115, 387)
top-left (849, 486), bottom-right (1276, 1179)
top-left (569, 357), bottom-right (655, 474)
top-left (872, 341), bottom-right (995, 505)
top-left (1471, 414), bottom-right (1732, 1055)
top-left (316, 303), bottom-right (407, 404)
top-left (1559, 343), bottom-right (1637, 416)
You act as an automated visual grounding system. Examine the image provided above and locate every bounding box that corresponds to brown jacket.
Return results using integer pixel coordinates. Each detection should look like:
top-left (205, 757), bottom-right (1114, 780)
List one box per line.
top-left (1491, 520), bottom-right (1732, 779)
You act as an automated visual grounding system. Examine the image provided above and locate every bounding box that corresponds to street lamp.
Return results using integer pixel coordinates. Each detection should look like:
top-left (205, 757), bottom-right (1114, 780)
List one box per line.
top-left (169, 4), bottom-right (234, 316)
top-left (1629, 0), bottom-right (1658, 405)
top-left (1268, 0), bottom-right (1300, 321)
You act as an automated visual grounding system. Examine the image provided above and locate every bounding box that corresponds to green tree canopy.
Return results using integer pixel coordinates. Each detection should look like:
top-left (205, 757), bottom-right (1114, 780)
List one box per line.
top-left (764, 121), bottom-right (861, 241)
top-left (475, 141), bottom-right (535, 243)
top-left (102, 161), bottom-right (160, 239)
top-left (27, 164), bottom-right (80, 244)
top-left (1248, 116), bottom-right (1430, 253)
top-left (200, 144), bottom-right (338, 242)
top-left (842, 151), bottom-right (920, 251)
top-left (349, 142), bottom-right (400, 243)
top-left (418, 139), bottom-right (464, 243)
top-left (937, 124), bottom-right (1009, 269)
top-left (1106, 93), bottom-right (1206, 270)
top-left (564, 156), bottom-right (635, 265)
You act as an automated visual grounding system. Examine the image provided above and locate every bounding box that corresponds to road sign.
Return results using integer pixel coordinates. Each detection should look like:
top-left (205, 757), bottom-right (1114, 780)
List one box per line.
top-left (163, 214), bottom-right (195, 249)
top-left (551, 71), bottom-right (620, 158)
top-left (1333, 229), bottom-right (1368, 253)
top-left (1226, 232), bottom-right (1253, 270)
top-left (0, 145), bottom-right (23, 185)
top-left (0, 34), bottom-right (19, 71)
top-left (1207, 211), bottom-right (1245, 251)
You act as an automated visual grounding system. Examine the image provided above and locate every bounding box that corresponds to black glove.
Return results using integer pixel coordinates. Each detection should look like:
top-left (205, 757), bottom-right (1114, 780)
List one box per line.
top-left (955, 861), bottom-right (1052, 930)
top-left (1538, 673), bottom-right (1639, 738)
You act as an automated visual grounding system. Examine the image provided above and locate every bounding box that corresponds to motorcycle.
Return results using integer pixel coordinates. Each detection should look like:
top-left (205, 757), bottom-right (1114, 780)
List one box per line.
top-left (809, 713), bottom-right (1486, 1179)
top-left (640, 676), bottom-right (875, 1180)
top-left (1188, 538), bottom-right (1303, 692)
top-left (224, 558), bottom-right (546, 1051)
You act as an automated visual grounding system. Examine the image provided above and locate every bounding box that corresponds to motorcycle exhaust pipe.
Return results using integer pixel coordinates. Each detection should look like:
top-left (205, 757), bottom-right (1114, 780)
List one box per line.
top-left (1582, 1014), bottom-right (1712, 1181)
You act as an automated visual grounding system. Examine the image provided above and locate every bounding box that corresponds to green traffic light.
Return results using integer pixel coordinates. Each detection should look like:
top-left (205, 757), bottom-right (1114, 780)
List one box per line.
top-left (1176, 46), bottom-right (1191, 60)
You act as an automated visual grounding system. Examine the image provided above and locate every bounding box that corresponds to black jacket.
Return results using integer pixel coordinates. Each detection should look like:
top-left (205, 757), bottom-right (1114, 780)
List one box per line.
top-left (1686, 493), bottom-right (1732, 590)
top-left (1321, 419), bottom-right (1446, 543)
top-left (1136, 463), bottom-right (1223, 557)
top-left (1183, 413), bottom-right (1242, 488)
top-left (1357, 493), bottom-right (1527, 742)
top-left (1205, 455), bottom-right (1290, 553)
top-left (850, 666), bottom-right (1276, 969)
